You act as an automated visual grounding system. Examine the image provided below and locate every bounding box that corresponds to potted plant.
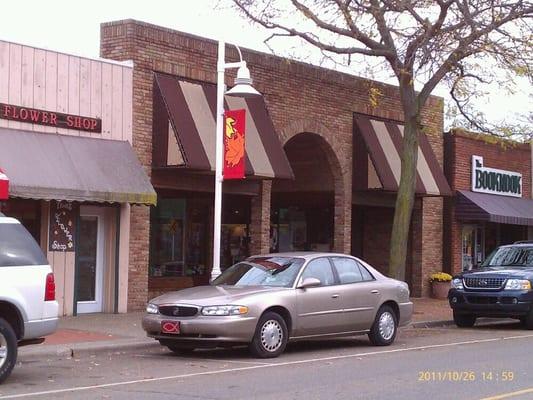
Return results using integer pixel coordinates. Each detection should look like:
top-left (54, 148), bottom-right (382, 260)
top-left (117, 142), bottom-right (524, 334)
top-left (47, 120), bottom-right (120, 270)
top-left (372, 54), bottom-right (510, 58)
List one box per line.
top-left (429, 272), bottom-right (453, 299)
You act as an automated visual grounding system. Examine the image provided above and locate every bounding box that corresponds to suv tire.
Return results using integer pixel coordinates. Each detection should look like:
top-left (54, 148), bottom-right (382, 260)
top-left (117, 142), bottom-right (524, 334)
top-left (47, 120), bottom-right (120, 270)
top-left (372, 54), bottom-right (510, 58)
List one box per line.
top-left (0, 318), bottom-right (17, 384)
top-left (453, 311), bottom-right (476, 328)
top-left (522, 310), bottom-right (533, 330)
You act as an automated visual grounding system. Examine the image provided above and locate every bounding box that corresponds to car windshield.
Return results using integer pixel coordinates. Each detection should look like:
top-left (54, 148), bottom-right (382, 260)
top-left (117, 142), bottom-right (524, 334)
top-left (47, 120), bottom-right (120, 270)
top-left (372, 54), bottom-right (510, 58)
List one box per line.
top-left (482, 246), bottom-right (533, 268)
top-left (212, 257), bottom-right (304, 287)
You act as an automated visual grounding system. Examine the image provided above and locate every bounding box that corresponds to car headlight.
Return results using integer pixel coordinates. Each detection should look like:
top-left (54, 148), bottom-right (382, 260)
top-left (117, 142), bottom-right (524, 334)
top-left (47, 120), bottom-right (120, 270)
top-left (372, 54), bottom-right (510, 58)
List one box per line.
top-left (504, 279), bottom-right (532, 290)
top-left (451, 278), bottom-right (464, 290)
top-left (201, 305), bottom-right (249, 316)
top-left (146, 303), bottom-right (159, 314)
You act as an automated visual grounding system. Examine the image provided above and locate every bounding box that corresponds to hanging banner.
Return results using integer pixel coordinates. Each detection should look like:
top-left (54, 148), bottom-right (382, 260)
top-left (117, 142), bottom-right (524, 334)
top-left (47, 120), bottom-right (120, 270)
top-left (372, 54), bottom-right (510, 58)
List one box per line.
top-left (223, 109), bottom-right (246, 180)
top-left (0, 168), bottom-right (8, 200)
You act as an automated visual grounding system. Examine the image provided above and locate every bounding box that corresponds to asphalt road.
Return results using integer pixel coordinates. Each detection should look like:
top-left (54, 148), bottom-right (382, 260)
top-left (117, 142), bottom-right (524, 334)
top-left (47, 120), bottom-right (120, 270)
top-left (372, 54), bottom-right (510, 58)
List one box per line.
top-left (1, 321), bottom-right (532, 400)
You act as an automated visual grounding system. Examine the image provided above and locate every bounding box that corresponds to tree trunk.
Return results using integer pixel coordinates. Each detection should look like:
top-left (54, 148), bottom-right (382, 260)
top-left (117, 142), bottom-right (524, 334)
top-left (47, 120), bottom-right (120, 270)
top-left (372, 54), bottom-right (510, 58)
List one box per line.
top-left (388, 98), bottom-right (420, 281)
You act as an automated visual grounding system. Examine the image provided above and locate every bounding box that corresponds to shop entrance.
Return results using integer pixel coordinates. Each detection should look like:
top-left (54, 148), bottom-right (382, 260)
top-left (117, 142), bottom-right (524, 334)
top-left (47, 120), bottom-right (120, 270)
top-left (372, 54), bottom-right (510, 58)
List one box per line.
top-left (461, 224), bottom-right (485, 271)
top-left (76, 206), bottom-right (105, 314)
top-left (271, 133), bottom-right (335, 253)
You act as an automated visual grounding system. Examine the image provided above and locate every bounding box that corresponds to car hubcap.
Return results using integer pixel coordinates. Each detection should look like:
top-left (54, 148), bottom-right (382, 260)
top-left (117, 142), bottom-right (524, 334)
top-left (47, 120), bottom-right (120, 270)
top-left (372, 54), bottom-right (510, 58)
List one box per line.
top-left (379, 312), bottom-right (395, 341)
top-left (0, 332), bottom-right (7, 369)
top-left (260, 320), bottom-right (283, 352)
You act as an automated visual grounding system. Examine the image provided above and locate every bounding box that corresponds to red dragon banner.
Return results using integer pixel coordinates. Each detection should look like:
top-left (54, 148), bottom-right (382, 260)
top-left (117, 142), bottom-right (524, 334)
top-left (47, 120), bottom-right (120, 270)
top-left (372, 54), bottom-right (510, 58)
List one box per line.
top-left (223, 109), bottom-right (246, 180)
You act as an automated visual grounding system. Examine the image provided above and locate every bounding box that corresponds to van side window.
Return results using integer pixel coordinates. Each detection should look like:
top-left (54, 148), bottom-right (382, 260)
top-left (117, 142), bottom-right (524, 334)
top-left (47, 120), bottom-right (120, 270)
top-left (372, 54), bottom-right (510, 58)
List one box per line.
top-left (0, 223), bottom-right (48, 267)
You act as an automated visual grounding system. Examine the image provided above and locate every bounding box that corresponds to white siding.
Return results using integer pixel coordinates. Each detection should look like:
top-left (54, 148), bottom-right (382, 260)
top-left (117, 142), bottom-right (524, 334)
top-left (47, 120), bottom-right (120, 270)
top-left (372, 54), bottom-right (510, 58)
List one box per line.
top-left (0, 40), bottom-right (133, 141)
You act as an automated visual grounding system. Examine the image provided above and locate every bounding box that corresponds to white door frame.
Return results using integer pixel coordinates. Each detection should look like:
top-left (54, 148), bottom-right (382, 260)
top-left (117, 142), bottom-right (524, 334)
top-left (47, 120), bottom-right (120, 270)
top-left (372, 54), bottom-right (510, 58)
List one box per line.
top-left (77, 206), bottom-right (105, 314)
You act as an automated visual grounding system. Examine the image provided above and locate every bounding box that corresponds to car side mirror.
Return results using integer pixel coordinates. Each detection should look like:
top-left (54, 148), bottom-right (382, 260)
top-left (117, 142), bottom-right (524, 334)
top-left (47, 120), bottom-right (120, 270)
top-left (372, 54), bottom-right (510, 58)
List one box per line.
top-left (297, 277), bottom-right (321, 289)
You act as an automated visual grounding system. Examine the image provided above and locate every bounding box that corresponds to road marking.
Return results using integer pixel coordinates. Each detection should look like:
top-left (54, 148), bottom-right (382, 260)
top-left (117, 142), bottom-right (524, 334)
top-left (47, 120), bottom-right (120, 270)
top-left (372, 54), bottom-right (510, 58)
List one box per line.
top-left (2, 333), bottom-right (533, 399)
top-left (480, 388), bottom-right (533, 400)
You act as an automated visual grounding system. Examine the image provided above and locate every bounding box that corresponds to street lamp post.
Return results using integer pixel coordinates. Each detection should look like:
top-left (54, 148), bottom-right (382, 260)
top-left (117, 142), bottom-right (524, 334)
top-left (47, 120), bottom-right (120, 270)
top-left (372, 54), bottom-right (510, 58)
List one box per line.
top-left (211, 41), bottom-right (260, 282)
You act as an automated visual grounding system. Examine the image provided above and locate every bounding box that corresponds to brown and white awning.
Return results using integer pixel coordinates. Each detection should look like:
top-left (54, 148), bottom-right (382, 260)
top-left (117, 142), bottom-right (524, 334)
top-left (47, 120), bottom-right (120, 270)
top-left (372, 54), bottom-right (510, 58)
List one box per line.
top-left (354, 114), bottom-right (451, 196)
top-left (153, 73), bottom-right (293, 179)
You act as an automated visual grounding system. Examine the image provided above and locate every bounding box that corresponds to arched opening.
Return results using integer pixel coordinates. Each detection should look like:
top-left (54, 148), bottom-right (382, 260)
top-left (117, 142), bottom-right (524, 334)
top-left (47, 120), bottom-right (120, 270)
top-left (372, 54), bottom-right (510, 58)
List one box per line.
top-left (270, 133), bottom-right (337, 253)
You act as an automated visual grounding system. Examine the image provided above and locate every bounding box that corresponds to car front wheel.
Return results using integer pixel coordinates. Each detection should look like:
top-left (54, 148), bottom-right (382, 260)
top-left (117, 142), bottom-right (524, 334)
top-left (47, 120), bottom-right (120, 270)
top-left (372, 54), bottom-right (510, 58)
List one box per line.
top-left (249, 312), bottom-right (288, 358)
top-left (368, 305), bottom-right (397, 346)
top-left (453, 311), bottom-right (476, 328)
top-left (0, 318), bottom-right (17, 384)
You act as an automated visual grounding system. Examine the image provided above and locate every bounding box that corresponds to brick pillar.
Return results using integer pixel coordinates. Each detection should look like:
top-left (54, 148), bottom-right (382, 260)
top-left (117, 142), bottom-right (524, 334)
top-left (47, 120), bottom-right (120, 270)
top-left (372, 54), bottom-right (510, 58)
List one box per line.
top-left (411, 197), bottom-right (444, 297)
top-left (333, 168), bottom-right (352, 254)
top-left (127, 205), bottom-right (151, 310)
top-left (249, 180), bottom-right (272, 255)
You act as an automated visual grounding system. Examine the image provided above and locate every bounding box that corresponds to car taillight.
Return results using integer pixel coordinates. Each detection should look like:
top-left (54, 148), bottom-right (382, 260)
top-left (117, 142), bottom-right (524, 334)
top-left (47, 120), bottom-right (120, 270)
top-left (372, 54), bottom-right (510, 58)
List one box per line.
top-left (45, 273), bottom-right (56, 301)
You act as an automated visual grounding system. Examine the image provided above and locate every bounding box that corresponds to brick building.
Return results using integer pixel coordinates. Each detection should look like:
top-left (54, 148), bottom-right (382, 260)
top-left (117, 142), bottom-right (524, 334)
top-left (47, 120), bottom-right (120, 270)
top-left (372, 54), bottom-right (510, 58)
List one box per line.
top-left (100, 19), bottom-right (451, 309)
top-left (443, 130), bottom-right (533, 275)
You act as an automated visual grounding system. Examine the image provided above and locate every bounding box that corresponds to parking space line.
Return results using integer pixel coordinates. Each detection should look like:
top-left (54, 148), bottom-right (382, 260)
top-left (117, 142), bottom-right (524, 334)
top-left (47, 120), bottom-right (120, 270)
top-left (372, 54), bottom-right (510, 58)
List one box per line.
top-left (2, 334), bottom-right (533, 399)
top-left (479, 387), bottom-right (533, 400)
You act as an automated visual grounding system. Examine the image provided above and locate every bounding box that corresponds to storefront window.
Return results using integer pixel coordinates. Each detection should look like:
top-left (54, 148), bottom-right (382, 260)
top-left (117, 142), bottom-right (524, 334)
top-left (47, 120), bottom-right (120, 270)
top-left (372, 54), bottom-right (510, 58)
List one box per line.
top-left (0, 199), bottom-right (41, 244)
top-left (220, 197), bottom-right (251, 271)
top-left (270, 206), bottom-right (332, 253)
top-left (461, 225), bottom-right (484, 271)
top-left (149, 199), bottom-right (186, 277)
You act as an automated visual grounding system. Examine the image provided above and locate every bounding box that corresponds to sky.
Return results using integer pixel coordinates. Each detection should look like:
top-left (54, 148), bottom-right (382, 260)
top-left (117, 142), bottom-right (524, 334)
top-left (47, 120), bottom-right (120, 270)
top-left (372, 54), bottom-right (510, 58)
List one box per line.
top-left (0, 0), bottom-right (530, 131)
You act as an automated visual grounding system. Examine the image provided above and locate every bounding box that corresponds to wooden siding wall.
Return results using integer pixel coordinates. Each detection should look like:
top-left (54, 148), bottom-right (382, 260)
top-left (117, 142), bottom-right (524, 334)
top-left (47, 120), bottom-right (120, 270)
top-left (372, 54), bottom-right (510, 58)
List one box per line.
top-left (0, 40), bottom-right (132, 142)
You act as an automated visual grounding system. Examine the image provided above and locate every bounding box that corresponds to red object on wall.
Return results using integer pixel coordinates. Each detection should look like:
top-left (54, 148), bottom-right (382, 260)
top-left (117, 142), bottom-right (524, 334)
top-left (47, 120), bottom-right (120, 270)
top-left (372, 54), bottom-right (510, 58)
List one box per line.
top-left (223, 109), bottom-right (246, 180)
top-left (0, 168), bottom-right (9, 200)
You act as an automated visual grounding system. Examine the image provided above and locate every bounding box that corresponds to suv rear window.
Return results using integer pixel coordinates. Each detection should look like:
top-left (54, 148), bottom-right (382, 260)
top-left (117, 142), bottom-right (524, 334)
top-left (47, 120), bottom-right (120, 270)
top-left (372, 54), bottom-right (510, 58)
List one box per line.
top-left (0, 222), bottom-right (48, 266)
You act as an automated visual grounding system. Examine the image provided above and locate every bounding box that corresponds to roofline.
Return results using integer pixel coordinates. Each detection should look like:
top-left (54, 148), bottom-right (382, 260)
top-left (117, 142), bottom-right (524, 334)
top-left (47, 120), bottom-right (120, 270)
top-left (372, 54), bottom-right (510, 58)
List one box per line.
top-left (0, 38), bottom-right (133, 69)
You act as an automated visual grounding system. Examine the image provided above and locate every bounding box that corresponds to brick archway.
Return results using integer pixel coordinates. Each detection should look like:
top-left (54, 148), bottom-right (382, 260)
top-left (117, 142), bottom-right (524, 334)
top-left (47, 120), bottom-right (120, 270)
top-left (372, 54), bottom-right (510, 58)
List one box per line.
top-left (279, 119), bottom-right (351, 253)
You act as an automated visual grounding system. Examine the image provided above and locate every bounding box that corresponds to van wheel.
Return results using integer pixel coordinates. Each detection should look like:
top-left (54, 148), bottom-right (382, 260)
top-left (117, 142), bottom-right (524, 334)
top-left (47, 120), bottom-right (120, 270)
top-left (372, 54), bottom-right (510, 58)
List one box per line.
top-left (0, 318), bottom-right (17, 384)
top-left (249, 312), bottom-right (288, 358)
top-left (453, 311), bottom-right (476, 328)
top-left (368, 305), bottom-right (397, 346)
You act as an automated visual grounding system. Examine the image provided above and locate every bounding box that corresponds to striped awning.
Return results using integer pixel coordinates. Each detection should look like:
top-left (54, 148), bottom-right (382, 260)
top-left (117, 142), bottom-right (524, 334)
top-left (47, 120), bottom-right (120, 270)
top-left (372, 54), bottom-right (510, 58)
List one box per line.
top-left (354, 115), bottom-right (451, 196)
top-left (154, 73), bottom-right (293, 179)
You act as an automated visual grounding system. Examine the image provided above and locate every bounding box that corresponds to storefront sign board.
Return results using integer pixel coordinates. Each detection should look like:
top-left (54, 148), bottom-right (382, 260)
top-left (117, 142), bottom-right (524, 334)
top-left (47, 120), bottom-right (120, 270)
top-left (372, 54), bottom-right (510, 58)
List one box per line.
top-left (0, 103), bottom-right (102, 133)
top-left (471, 155), bottom-right (522, 197)
top-left (49, 201), bottom-right (78, 252)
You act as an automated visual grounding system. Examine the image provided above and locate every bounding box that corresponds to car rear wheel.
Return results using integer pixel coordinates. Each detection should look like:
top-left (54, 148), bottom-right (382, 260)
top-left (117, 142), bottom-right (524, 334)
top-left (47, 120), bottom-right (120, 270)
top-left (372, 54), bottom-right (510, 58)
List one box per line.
top-left (368, 305), bottom-right (397, 346)
top-left (453, 311), bottom-right (476, 328)
top-left (249, 312), bottom-right (288, 358)
top-left (0, 318), bottom-right (17, 384)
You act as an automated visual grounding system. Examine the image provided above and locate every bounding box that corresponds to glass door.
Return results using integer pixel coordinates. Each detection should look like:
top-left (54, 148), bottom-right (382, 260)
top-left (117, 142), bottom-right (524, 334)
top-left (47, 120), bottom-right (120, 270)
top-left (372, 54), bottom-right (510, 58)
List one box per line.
top-left (461, 224), bottom-right (484, 271)
top-left (76, 207), bottom-right (105, 314)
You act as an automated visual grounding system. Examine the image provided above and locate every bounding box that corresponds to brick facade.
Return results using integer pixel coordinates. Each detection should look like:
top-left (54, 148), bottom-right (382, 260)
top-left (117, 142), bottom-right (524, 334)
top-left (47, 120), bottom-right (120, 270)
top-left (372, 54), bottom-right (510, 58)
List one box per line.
top-left (100, 19), bottom-right (446, 307)
top-left (443, 130), bottom-right (532, 275)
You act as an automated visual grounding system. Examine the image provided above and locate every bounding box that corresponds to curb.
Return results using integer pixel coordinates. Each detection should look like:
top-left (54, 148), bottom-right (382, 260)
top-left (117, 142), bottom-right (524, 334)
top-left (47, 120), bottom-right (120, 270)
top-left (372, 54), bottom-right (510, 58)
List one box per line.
top-left (18, 338), bottom-right (159, 361)
top-left (410, 320), bottom-right (455, 328)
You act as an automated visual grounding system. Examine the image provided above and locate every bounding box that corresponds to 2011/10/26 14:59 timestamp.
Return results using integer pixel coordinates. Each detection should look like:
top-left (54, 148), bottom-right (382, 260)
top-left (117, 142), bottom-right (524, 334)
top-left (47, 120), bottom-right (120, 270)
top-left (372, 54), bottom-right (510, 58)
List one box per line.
top-left (418, 371), bottom-right (515, 382)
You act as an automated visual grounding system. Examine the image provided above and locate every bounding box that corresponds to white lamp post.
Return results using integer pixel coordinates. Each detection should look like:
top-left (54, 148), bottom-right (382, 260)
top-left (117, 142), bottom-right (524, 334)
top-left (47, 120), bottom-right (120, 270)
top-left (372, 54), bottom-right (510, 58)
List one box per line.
top-left (211, 41), bottom-right (261, 282)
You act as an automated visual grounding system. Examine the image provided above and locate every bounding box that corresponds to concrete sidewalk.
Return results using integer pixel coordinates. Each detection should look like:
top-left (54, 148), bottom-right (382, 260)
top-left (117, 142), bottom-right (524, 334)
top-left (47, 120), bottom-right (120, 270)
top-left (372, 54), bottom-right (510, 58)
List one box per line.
top-left (19, 298), bottom-right (453, 359)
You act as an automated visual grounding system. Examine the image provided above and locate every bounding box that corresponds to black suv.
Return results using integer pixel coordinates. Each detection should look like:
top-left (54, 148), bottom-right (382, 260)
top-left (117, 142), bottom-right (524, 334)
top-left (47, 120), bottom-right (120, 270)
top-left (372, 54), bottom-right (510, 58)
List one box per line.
top-left (448, 241), bottom-right (533, 329)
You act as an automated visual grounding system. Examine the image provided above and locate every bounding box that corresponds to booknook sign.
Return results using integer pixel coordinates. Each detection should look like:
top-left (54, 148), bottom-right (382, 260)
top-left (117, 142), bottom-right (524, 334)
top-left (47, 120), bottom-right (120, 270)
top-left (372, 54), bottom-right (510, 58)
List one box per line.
top-left (471, 155), bottom-right (522, 198)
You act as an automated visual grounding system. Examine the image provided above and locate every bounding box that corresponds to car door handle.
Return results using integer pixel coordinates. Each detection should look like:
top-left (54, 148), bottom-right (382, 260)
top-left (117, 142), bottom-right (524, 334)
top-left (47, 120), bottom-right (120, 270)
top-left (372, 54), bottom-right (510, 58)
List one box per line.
top-left (371, 290), bottom-right (379, 294)
top-left (331, 294), bottom-right (340, 299)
